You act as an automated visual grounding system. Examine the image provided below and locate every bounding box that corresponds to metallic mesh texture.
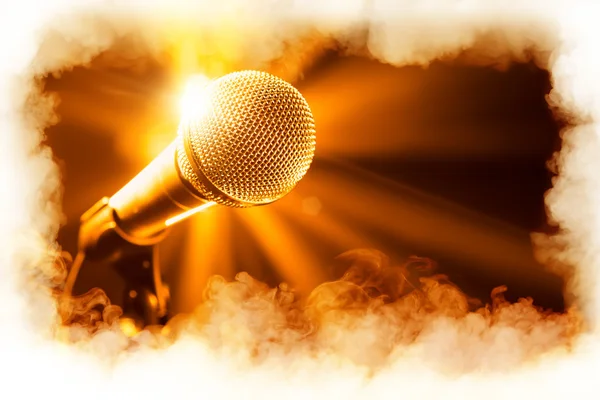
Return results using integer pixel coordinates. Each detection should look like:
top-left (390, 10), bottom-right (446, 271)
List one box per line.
top-left (177, 70), bottom-right (316, 207)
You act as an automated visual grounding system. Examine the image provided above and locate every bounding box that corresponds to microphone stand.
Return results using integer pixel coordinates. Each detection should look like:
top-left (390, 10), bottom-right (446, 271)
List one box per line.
top-left (112, 243), bottom-right (169, 327)
top-left (65, 197), bottom-right (171, 328)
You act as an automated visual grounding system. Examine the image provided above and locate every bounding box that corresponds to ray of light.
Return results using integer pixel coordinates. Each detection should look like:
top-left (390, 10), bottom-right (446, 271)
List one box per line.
top-left (274, 189), bottom-right (378, 252)
top-left (294, 159), bottom-right (546, 282)
top-left (299, 57), bottom-right (555, 160)
top-left (235, 206), bottom-right (328, 295)
top-left (172, 207), bottom-right (234, 313)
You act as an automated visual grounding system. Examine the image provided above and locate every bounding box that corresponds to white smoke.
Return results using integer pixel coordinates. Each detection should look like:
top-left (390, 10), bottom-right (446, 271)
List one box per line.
top-left (2, 0), bottom-right (600, 399)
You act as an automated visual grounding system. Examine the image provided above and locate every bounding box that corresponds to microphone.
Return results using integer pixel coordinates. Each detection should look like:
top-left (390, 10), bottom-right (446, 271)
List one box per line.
top-left (77, 70), bottom-right (317, 261)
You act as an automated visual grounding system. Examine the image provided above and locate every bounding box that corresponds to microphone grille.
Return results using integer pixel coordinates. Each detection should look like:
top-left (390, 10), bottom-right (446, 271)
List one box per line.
top-left (177, 70), bottom-right (316, 207)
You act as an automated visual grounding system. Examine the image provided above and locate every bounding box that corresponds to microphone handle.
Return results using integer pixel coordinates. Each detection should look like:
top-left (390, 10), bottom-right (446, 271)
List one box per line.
top-left (110, 139), bottom-right (209, 238)
top-left (78, 138), bottom-right (209, 261)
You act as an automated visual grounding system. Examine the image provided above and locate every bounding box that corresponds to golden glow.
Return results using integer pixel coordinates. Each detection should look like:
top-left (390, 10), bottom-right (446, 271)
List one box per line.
top-left (119, 318), bottom-right (141, 338)
top-left (178, 74), bottom-right (211, 120)
top-left (9, 1), bottom-right (600, 399)
top-left (165, 201), bottom-right (215, 227)
top-left (142, 125), bottom-right (178, 161)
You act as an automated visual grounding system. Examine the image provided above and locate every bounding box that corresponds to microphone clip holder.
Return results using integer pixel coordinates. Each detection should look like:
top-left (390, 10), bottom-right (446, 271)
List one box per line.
top-left (69, 197), bottom-right (171, 328)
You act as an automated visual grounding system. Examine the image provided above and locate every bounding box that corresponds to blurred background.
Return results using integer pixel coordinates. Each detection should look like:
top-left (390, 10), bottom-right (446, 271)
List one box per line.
top-left (43, 43), bottom-right (564, 315)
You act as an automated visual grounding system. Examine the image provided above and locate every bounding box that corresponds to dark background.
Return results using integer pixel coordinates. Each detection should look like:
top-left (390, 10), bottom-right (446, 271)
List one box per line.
top-left (44, 49), bottom-right (564, 315)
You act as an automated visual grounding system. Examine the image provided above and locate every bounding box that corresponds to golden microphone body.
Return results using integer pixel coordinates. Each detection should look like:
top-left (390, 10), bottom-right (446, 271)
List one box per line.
top-left (78, 70), bottom-right (316, 261)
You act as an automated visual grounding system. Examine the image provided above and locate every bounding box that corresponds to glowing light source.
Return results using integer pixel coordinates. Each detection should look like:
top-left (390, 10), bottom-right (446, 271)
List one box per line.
top-left (119, 318), bottom-right (141, 338)
top-left (178, 74), bottom-right (211, 120)
top-left (165, 201), bottom-right (215, 227)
